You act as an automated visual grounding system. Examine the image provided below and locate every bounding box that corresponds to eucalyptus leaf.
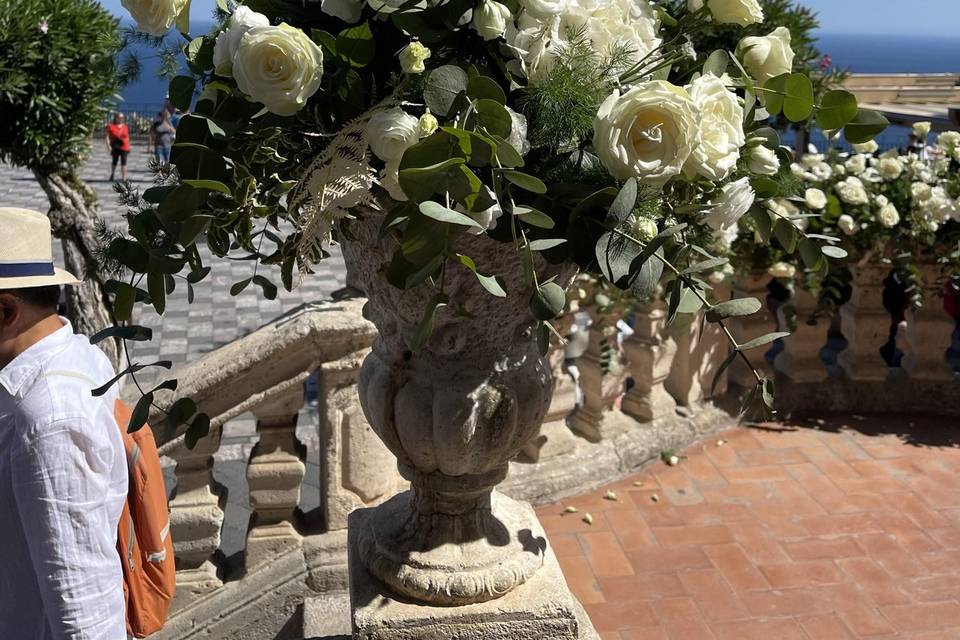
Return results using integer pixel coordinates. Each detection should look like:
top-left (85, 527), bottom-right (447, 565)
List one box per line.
top-left (821, 245), bottom-right (849, 259)
top-left (424, 65), bottom-right (469, 117)
top-left (515, 206), bottom-right (555, 229)
top-left (501, 170), bottom-right (547, 194)
top-left (419, 200), bottom-right (483, 228)
top-left (407, 294), bottom-right (448, 351)
top-left (606, 178), bottom-right (637, 225)
top-left (530, 281), bottom-right (566, 320)
top-left (817, 90), bottom-right (858, 131)
top-left (706, 297), bottom-right (762, 322)
top-left (844, 109), bottom-right (889, 144)
top-left (737, 331), bottom-right (791, 352)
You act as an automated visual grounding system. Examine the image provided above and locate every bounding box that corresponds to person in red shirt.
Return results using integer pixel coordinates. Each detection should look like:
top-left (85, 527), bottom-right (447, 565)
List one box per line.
top-left (105, 113), bottom-right (131, 182)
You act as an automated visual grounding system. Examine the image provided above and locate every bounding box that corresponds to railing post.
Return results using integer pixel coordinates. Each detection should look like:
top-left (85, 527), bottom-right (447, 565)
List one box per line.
top-left (839, 264), bottom-right (892, 381)
top-left (245, 385), bottom-right (306, 569)
top-left (318, 350), bottom-right (401, 532)
top-left (569, 305), bottom-right (632, 441)
top-left (696, 282), bottom-right (732, 402)
top-left (775, 287), bottom-right (829, 383)
top-left (730, 274), bottom-right (776, 387)
top-left (520, 310), bottom-right (579, 462)
top-left (168, 425), bottom-right (225, 611)
top-left (903, 264), bottom-right (956, 380)
top-left (622, 301), bottom-right (677, 422)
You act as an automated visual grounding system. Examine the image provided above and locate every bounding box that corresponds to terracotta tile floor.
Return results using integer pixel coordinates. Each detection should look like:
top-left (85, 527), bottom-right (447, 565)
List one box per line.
top-left (537, 415), bottom-right (960, 639)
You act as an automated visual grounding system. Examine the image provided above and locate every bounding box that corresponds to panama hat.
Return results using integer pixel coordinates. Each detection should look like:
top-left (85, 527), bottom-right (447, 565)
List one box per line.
top-left (0, 208), bottom-right (81, 289)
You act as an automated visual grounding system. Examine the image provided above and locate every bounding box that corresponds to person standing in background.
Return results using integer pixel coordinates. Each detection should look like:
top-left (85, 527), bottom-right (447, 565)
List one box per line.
top-left (105, 112), bottom-right (131, 182)
top-left (150, 111), bottom-right (176, 167)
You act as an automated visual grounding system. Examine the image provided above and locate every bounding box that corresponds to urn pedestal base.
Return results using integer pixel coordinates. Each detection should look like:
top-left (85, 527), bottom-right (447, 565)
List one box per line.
top-left (349, 499), bottom-right (599, 640)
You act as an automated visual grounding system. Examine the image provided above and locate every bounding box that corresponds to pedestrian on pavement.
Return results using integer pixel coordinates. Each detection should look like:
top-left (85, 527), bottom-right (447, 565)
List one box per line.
top-left (106, 112), bottom-right (131, 182)
top-left (150, 110), bottom-right (176, 167)
top-left (0, 208), bottom-right (128, 639)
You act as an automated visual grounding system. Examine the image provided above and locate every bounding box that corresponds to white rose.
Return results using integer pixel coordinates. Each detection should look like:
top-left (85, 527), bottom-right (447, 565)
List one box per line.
top-left (738, 27), bottom-right (795, 86)
top-left (233, 24), bottom-right (324, 116)
top-left (805, 188), bottom-right (826, 210)
top-left (632, 217), bottom-right (658, 242)
top-left (506, 107), bottom-right (531, 155)
top-left (913, 121), bottom-right (932, 139)
top-left (399, 41), bottom-right (431, 74)
top-left (702, 177), bottom-right (756, 231)
top-left (748, 145), bottom-right (780, 176)
top-left (938, 131), bottom-right (960, 151)
top-left (860, 167), bottom-right (882, 183)
top-left (834, 176), bottom-right (869, 206)
top-left (833, 163), bottom-right (847, 177)
top-left (684, 74), bottom-right (744, 181)
top-left (122, 0), bottom-right (188, 36)
top-left (704, 0), bottom-right (764, 26)
top-left (911, 181), bottom-right (933, 202)
top-left (791, 163), bottom-right (817, 182)
top-left (768, 262), bottom-right (796, 279)
top-left (521, 0), bottom-right (568, 19)
top-left (837, 214), bottom-right (859, 236)
top-left (852, 140), bottom-right (879, 154)
top-left (322, 0), bottom-right (364, 22)
top-left (811, 162), bottom-right (833, 181)
top-left (213, 6), bottom-right (270, 76)
top-left (878, 157), bottom-right (903, 181)
top-left (593, 81), bottom-right (699, 187)
top-left (844, 154), bottom-right (866, 175)
top-left (367, 108), bottom-right (420, 162)
top-left (874, 194), bottom-right (889, 207)
top-left (688, 0), bottom-right (705, 10)
top-left (460, 197), bottom-right (503, 234)
top-left (877, 203), bottom-right (900, 228)
top-left (801, 153), bottom-right (824, 169)
top-left (473, 0), bottom-right (512, 40)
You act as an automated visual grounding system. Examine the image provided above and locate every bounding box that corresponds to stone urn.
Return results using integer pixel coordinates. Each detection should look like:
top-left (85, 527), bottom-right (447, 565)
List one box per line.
top-left (341, 207), bottom-right (594, 638)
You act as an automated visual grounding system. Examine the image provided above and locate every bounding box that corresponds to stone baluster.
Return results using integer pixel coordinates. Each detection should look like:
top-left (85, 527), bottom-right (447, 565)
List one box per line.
top-left (775, 287), bottom-right (829, 383)
top-left (665, 314), bottom-right (702, 408)
top-left (729, 274), bottom-right (776, 387)
top-left (521, 310), bottom-right (580, 462)
top-left (622, 300), bottom-right (677, 422)
top-left (168, 425), bottom-right (225, 612)
top-left (903, 264), bottom-right (957, 380)
top-left (568, 304), bottom-right (632, 442)
top-left (839, 264), bottom-right (893, 381)
top-left (245, 384), bottom-right (306, 569)
top-left (318, 350), bottom-right (402, 531)
top-left (695, 283), bottom-right (732, 402)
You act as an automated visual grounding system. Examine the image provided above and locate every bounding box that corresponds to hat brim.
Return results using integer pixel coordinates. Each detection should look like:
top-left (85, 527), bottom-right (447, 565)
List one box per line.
top-left (0, 267), bottom-right (82, 290)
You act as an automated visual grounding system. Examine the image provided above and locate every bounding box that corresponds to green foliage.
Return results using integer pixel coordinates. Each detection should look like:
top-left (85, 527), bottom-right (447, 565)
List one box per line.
top-left (0, 0), bottom-right (123, 172)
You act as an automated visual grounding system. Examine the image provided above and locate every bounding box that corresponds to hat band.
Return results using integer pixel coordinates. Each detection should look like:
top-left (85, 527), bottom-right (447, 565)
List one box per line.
top-left (0, 261), bottom-right (56, 277)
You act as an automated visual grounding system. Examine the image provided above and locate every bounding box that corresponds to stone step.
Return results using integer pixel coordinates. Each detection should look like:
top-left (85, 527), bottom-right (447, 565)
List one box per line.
top-left (301, 591), bottom-right (351, 640)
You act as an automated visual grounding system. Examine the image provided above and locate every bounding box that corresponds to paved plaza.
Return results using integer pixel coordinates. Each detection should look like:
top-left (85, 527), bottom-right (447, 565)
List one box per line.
top-left (0, 145), bottom-right (348, 372)
top-left (539, 415), bottom-right (960, 639)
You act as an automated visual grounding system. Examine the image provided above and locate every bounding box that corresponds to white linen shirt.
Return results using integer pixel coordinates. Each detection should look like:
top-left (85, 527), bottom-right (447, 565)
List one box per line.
top-left (0, 319), bottom-right (127, 639)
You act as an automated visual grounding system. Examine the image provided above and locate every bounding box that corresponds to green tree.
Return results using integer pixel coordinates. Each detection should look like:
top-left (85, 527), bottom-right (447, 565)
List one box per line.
top-left (0, 0), bottom-right (125, 365)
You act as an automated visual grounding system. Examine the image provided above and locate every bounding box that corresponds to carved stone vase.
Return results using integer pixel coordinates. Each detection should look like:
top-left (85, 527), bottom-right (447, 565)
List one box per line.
top-left (341, 207), bottom-right (594, 638)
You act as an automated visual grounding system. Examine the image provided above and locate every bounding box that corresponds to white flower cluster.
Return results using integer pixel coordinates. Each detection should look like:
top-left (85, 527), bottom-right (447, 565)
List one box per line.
top-left (212, 8), bottom-right (324, 116)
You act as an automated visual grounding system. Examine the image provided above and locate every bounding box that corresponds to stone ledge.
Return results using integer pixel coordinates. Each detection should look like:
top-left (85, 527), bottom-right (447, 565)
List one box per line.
top-left (774, 375), bottom-right (960, 418)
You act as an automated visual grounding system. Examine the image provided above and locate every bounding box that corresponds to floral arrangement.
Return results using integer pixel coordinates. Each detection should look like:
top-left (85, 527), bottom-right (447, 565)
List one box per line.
top-left (732, 122), bottom-right (960, 314)
top-left (104, 0), bottom-right (885, 439)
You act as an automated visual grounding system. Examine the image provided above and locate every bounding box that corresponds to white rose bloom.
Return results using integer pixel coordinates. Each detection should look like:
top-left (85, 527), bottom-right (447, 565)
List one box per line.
top-left (702, 177), bottom-right (756, 231)
top-left (593, 81), bottom-right (699, 187)
top-left (473, 0), bottom-right (512, 40)
top-left (877, 203), bottom-right (900, 228)
top-left (911, 181), bottom-right (933, 202)
top-left (704, 0), bottom-right (764, 26)
top-left (860, 167), bottom-right (882, 183)
top-left (837, 214), bottom-right (859, 236)
top-left (805, 188), bottom-right (827, 210)
top-left (878, 157), bottom-right (904, 181)
top-left (521, 0), bottom-right (568, 19)
top-left (632, 217), bottom-right (659, 242)
top-left (768, 262), bottom-right (796, 279)
top-left (874, 194), bottom-right (889, 207)
top-left (506, 107), bottom-right (532, 155)
top-left (833, 163), bottom-right (847, 177)
top-left (684, 74), bottom-right (745, 181)
top-left (122, 0), bottom-right (188, 36)
top-left (748, 145), bottom-right (780, 176)
top-left (399, 42), bottom-right (431, 74)
top-left (322, 0), bottom-right (364, 22)
top-left (233, 24), bottom-right (324, 116)
top-left (791, 163), bottom-right (817, 182)
top-left (834, 176), bottom-right (869, 206)
top-left (852, 140), bottom-right (879, 154)
top-left (937, 131), bottom-right (960, 152)
top-left (687, 0), bottom-right (705, 10)
top-left (801, 153), bottom-right (824, 169)
top-left (737, 27), bottom-right (795, 86)
top-left (213, 6), bottom-right (270, 76)
top-left (811, 162), bottom-right (833, 182)
top-left (844, 154), bottom-right (867, 176)
top-left (913, 121), bottom-right (932, 139)
top-left (418, 111), bottom-right (439, 138)
top-left (367, 108), bottom-right (420, 162)
top-left (460, 198), bottom-right (503, 234)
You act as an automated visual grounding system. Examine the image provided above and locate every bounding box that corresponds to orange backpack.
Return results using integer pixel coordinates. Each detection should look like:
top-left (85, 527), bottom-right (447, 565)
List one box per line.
top-left (114, 399), bottom-right (177, 638)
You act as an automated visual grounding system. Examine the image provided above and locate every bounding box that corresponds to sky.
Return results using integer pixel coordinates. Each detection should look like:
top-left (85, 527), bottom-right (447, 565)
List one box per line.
top-left (98, 0), bottom-right (960, 37)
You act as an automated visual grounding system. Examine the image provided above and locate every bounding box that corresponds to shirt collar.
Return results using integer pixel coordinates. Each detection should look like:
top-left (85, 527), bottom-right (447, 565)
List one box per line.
top-left (0, 318), bottom-right (73, 399)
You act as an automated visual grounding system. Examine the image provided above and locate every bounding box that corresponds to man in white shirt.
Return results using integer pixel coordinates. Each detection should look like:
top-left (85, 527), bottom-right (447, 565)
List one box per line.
top-left (0, 208), bottom-right (127, 639)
